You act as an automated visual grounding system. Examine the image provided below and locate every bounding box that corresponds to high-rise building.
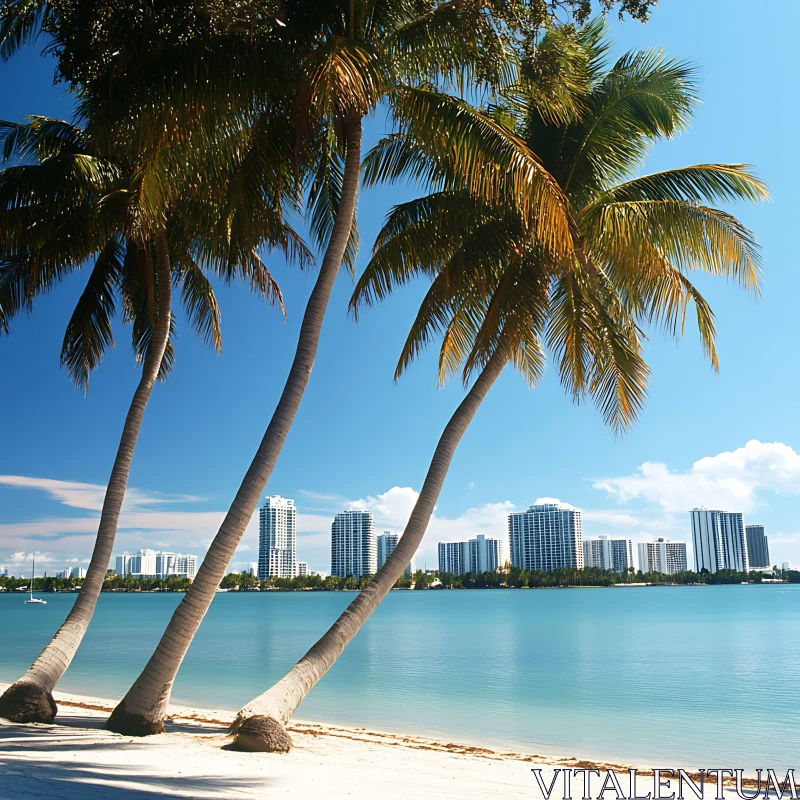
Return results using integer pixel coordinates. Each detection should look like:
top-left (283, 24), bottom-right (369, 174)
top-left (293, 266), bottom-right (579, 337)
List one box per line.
top-left (115, 554), bottom-right (131, 576)
top-left (690, 509), bottom-right (749, 573)
top-left (637, 538), bottom-right (688, 575)
top-left (297, 561), bottom-right (309, 577)
top-left (331, 510), bottom-right (377, 579)
top-left (469, 534), bottom-right (503, 573)
top-left (115, 550), bottom-right (196, 579)
top-left (377, 532), bottom-right (415, 577)
top-left (56, 566), bottom-right (87, 579)
top-left (173, 554), bottom-right (197, 579)
top-left (583, 536), bottom-right (634, 573)
top-left (438, 541), bottom-right (469, 575)
top-left (128, 549), bottom-right (157, 576)
top-left (258, 496), bottom-right (297, 580)
top-left (745, 525), bottom-right (770, 568)
top-left (508, 502), bottom-right (583, 572)
top-left (437, 535), bottom-right (503, 575)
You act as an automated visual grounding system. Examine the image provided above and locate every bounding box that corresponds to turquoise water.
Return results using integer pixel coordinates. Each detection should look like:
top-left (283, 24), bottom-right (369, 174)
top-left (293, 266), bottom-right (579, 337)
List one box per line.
top-left (2, 586), bottom-right (798, 767)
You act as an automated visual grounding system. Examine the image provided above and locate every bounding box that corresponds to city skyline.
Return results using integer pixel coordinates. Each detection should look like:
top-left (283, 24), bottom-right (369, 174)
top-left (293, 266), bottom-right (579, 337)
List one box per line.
top-left (3, 1), bottom-right (800, 585)
top-left (1, 459), bottom-right (792, 576)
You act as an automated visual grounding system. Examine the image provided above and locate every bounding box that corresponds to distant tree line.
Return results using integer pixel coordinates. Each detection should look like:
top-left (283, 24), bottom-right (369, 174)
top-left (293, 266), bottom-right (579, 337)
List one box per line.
top-left (4, 567), bottom-right (799, 595)
top-left (0, 570), bottom-right (194, 593)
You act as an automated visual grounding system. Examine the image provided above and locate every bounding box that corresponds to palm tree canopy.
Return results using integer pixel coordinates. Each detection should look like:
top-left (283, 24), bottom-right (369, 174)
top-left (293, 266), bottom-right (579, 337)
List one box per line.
top-left (0, 116), bottom-right (301, 391)
top-left (354, 20), bottom-right (768, 433)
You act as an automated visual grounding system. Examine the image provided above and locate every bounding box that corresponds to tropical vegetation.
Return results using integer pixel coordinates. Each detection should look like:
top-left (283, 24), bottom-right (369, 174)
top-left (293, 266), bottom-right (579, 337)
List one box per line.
top-left (0, 1), bottom-right (301, 722)
top-left (0, 0), bottom-right (770, 761)
top-left (226, 21), bottom-right (766, 752)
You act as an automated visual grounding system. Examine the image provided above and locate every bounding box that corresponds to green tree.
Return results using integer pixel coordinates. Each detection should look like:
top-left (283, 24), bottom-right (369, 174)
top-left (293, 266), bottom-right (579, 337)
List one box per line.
top-left (0, 2), bottom-right (300, 721)
top-left (106, 0), bottom-right (533, 739)
top-left (228, 22), bottom-right (766, 751)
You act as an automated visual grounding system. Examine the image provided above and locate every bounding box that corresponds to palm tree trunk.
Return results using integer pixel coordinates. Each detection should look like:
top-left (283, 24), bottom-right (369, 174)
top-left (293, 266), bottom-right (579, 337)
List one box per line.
top-left (106, 116), bottom-right (364, 737)
top-left (229, 346), bottom-right (508, 753)
top-left (0, 226), bottom-right (173, 724)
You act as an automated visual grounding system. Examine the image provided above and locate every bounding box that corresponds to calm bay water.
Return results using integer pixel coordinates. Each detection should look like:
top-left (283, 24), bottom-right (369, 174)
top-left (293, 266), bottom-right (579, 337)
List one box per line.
top-left (2, 585), bottom-right (798, 767)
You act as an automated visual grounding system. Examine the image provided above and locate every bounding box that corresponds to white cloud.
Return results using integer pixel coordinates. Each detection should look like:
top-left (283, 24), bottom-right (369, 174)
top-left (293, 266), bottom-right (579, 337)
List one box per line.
top-left (0, 475), bottom-right (201, 512)
top-left (0, 475), bottom-right (252, 575)
top-left (593, 440), bottom-right (800, 514)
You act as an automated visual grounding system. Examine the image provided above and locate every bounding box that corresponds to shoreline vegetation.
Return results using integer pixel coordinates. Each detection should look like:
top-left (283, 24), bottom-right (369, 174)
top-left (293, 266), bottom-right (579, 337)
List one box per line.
top-left (2, 567), bottom-right (796, 594)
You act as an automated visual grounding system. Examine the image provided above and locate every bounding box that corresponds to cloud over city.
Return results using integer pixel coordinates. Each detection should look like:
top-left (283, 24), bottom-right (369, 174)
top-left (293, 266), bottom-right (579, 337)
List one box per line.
top-left (593, 440), bottom-right (800, 514)
top-left (4, 440), bottom-right (800, 575)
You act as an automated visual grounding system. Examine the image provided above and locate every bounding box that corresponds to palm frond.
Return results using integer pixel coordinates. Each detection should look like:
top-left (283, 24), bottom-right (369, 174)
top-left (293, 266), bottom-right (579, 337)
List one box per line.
top-left (370, 87), bottom-right (573, 257)
top-left (0, 0), bottom-right (54, 61)
top-left (178, 258), bottom-right (222, 352)
top-left (591, 164), bottom-right (769, 206)
top-left (589, 199), bottom-right (763, 293)
top-left (60, 236), bottom-right (123, 392)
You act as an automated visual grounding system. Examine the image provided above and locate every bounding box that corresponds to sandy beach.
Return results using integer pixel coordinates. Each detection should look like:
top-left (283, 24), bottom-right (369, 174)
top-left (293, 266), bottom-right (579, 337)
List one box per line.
top-left (0, 683), bottom-right (762, 800)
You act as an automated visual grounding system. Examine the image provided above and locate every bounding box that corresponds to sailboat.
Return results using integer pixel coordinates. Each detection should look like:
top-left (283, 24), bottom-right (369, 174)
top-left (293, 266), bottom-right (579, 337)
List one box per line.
top-left (25, 557), bottom-right (47, 605)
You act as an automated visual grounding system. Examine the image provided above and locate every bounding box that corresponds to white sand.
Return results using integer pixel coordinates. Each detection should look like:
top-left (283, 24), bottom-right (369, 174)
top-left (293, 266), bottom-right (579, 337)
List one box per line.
top-left (0, 685), bottom-right (750, 799)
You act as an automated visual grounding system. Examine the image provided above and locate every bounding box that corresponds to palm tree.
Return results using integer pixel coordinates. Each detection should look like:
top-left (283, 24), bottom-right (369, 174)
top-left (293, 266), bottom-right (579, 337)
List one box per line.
top-left (104, 0), bottom-right (548, 737)
top-left (0, 114), bottom-right (295, 723)
top-left (227, 22), bottom-right (767, 751)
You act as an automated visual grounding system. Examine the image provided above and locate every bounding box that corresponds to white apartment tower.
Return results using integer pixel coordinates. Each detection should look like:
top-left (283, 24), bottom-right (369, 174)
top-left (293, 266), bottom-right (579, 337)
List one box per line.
top-left (637, 538), bottom-right (688, 575)
top-left (583, 536), bottom-right (634, 573)
top-left (331, 510), bottom-right (377, 579)
top-left (377, 531), bottom-right (415, 578)
top-left (438, 541), bottom-right (469, 575)
top-left (469, 534), bottom-right (503, 573)
top-left (508, 502), bottom-right (583, 572)
top-left (115, 549), bottom-right (197, 579)
top-left (258, 496), bottom-right (297, 580)
top-left (690, 509), bottom-right (749, 573)
top-left (437, 534), bottom-right (503, 575)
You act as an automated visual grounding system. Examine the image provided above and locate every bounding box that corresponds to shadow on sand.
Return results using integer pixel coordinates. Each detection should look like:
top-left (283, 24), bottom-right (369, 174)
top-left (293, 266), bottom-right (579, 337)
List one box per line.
top-left (0, 718), bottom-right (276, 799)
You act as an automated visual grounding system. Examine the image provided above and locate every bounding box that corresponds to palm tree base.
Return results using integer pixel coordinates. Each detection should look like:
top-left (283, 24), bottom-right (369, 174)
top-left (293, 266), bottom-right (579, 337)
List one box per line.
top-left (0, 680), bottom-right (57, 723)
top-left (106, 701), bottom-right (165, 736)
top-left (229, 715), bottom-right (292, 753)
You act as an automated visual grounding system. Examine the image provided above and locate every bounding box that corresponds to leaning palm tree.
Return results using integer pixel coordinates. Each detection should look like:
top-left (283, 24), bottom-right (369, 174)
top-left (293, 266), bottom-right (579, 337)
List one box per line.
top-left (0, 116), bottom-right (295, 723)
top-left (227, 22), bottom-right (768, 751)
top-left (105, 0), bottom-right (559, 737)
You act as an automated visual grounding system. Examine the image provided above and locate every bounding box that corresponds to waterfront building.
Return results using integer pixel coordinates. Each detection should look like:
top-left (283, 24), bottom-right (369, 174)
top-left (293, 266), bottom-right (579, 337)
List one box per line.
top-left (114, 549), bottom-right (197, 579)
top-left (247, 562), bottom-right (258, 577)
top-left (297, 561), bottom-right (309, 577)
top-left (128, 549), bottom-right (157, 577)
top-left (583, 536), bottom-right (634, 573)
top-left (258, 495), bottom-right (297, 580)
top-left (438, 541), bottom-right (469, 575)
top-left (377, 531), bottom-right (415, 577)
top-left (637, 538), bottom-right (688, 575)
top-left (690, 509), bottom-right (749, 573)
top-left (469, 534), bottom-right (503, 573)
top-left (173, 554), bottom-right (197, 579)
top-left (331, 510), bottom-right (377, 579)
top-left (745, 525), bottom-right (770, 568)
top-left (437, 534), bottom-right (503, 575)
top-left (508, 502), bottom-right (583, 572)
top-left (56, 566), bottom-right (87, 579)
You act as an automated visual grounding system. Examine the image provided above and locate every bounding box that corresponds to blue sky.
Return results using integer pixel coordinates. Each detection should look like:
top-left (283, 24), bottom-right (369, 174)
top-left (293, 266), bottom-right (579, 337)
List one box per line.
top-left (2, 0), bottom-right (799, 576)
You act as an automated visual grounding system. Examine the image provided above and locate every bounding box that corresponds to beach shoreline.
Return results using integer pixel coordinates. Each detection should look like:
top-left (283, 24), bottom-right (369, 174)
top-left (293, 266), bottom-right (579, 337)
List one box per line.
top-left (0, 683), bottom-right (769, 799)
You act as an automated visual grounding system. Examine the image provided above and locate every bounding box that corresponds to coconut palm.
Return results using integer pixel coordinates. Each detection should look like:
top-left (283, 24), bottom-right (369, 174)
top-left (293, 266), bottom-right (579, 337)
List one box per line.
top-left (227, 22), bottom-right (767, 751)
top-left (0, 114), bottom-right (297, 723)
top-left (103, 0), bottom-right (567, 737)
